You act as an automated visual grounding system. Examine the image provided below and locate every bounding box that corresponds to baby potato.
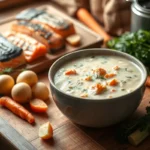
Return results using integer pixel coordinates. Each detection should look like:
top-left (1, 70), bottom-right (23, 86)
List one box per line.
top-left (0, 75), bottom-right (14, 95)
top-left (39, 122), bottom-right (53, 139)
top-left (32, 82), bottom-right (49, 101)
top-left (16, 70), bottom-right (38, 87)
top-left (11, 83), bottom-right (32, 104)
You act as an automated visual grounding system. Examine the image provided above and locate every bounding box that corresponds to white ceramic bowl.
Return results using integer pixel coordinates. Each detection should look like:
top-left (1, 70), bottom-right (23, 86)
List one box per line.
top-left (48, 48), bottom-right (147, 127)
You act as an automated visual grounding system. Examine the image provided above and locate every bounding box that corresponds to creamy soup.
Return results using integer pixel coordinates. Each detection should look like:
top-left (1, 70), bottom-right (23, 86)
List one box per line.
top-left (54, 55), bottom-right (142, 99)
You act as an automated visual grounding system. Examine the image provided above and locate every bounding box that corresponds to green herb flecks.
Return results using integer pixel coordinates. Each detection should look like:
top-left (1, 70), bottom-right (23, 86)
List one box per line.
top-left (121, 88), bottom-right (125, 91)
top-left (99, 76), bottom-right (106, 80)
top-left (0, 68), bottom-right (14, 74)
top-left (0, 68), bottom-right (27, 75)
top-left (126, 76), bottom-right (132, 79)
top-left (82, 89), bottom-right (87, 92)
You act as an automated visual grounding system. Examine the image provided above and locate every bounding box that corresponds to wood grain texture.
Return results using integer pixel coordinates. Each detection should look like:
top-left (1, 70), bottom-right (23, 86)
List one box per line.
top-left (1, 71), bottom-right (150, 150)
top-left (0, 1), bottom-right (150, 150)
top-left (0, 117), bottom-right (36, 150)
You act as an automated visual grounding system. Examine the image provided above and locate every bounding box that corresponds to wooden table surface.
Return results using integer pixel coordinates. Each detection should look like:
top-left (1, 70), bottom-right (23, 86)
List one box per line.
top-left (0, 1), bottom-right (150, 150)
top-left (0, 71), bottom-right (150, 150)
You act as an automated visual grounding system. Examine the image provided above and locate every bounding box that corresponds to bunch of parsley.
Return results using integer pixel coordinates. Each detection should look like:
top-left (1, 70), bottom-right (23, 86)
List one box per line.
top-left (107, 30), bottom-right (150, 65)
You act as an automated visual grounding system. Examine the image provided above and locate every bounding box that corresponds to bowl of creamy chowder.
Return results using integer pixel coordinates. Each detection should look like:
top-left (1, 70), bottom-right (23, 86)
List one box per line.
top-left (48, 48), bottom-right (147, 127)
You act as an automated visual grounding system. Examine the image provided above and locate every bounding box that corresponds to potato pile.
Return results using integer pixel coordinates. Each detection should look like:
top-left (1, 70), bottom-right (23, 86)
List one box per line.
top-left (0, 71), bottom-right (53, 140)
top-left (0, 70), bottom-right (49, 112)
top-left (0, 75), bottom-right (14, 95)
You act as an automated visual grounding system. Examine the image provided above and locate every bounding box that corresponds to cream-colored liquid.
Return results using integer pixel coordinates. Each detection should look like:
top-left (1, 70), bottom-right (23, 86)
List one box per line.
top-left (54, 55), bottom-right (142, 99)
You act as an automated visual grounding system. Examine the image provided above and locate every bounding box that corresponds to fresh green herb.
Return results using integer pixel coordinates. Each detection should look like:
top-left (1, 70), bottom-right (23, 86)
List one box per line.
top-left (79, 64), bottom-right (83, 67)
top-left (121, 88), bottom-right (125, 91)
top-left (77, 81), bottom-right (83, 86)
top-left (82, 89), bottom-right (87, 92)
top-left (0, 68), bottom-right (27, 75)
top-left (126, 76), bottom-right (132, 79)
top-left (98, 76), bottom-right (106, 80)
top-left (107, 30), bottom-right (150, 66)
top-left (121, 80), bottom-right (126, 84)
top-left (116, 106), bottom-right (150, 145)
top-left (73, 64), bottom-right (77, 67)
top-left (0, 68), bottom-right (14, 74)
top-left (68, 80), bottom-right (71, 84)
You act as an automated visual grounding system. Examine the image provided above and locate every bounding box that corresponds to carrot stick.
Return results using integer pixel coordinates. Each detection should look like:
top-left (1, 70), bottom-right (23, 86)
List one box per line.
top-left (76, 8), bottom-right (111, 43)
top-left (0, 96), bottom-right (35, 124)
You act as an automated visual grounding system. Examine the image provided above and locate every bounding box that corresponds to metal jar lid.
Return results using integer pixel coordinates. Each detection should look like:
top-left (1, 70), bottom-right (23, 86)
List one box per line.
top-left (132, 0), bottom-right (150, 17)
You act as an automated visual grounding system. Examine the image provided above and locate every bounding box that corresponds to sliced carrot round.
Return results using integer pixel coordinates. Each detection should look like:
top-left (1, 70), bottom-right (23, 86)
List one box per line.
top-left (30, 98), bottom-right (48, 113)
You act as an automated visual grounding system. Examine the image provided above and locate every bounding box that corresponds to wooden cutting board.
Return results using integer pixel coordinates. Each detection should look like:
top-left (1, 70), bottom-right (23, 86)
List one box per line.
top-left (0, 1), bottom-right (103, 77)
top-left (0, 117), bottom-right (36, 150)
top-left (1, 71), bottom-right (150, 150)
top-left (2, 1), bottom-right (150, 150)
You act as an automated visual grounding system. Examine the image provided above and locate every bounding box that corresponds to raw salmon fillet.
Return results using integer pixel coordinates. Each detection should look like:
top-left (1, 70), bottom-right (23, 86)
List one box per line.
top-left (5, 31), bottom-right (47, 63)
top-left (0, 34), bottom-right (26, 71)
top-left (16, 8), bottom-right (76, 38)
top-left (11, 21), bottom-right (65, 52)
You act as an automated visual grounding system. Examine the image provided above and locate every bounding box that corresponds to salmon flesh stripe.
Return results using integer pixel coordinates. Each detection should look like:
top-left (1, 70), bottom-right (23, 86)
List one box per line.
top-left (5, 31), bottom-right (47, 63)
top-left (0, 34), bottom-right (26, 71)
top-left (11, 20), bottom-right (65, 52)
top-left (16, 8), bottom-right (76, 38)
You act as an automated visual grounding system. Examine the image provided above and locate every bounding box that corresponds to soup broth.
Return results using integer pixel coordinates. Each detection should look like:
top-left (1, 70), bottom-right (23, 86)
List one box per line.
top-left (54, 55), bottom-right (142, 99)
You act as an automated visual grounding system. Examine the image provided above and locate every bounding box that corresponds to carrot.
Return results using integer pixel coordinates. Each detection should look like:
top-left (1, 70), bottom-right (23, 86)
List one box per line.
top-left (76, 8), bottom-right (111, 43)
top-left (98, 68), bottom-right (106, 76)
top-left (109, 79), bottom-right (118, 86)
top-left (105, 73), bottom-right (116, 78)
top-left (30, 98), bottom-right (48, 113)
top-left (0, 96), bottom-right (35, 124)
top-left (92, 83), bottom-right (106, 94)
top-left (85, 76), bottom-right (92, 81)
top-left (146, 76), bottom-right (150, 87)
top-left (65, 69), bottom-right (77, 75)
top-left (93, 68), bottom-right (106, 76)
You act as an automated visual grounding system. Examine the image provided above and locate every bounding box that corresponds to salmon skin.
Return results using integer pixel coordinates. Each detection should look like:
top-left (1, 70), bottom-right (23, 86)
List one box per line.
top-left (0, 34), bottom-right (22, 62)
top-left (5, 31), bottom-right (47, 63)
top-left (11, 20), bottom-right (65, 52)
top-left (0, 34), bottom-right (26, 71)
top-left (16, 8), bottom-right (76, 38)
top-left (16, 8), bottom-right (44, 20)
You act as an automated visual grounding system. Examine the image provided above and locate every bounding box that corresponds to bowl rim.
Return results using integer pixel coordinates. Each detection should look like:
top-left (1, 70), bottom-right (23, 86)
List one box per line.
top-left (48, 48), bottom-right (147, 102)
